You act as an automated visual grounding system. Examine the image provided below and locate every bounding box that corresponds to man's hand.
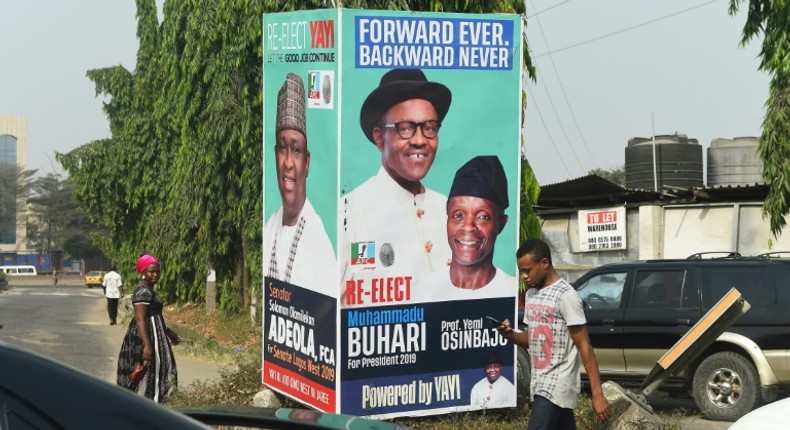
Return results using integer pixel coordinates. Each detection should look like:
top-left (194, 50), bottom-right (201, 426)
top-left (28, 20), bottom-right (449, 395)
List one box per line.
top-left (494, 318), bottom-right (514, 337)
top-left (495, 319), bottom-right (529, 347)
top-left (569, 324), bottom-right (612, 423)
top-left (592, 392), bottom-right (612, 423)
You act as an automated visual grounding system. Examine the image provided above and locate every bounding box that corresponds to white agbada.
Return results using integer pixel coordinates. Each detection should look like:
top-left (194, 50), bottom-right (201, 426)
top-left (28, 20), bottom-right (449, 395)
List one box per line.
top-left (470, 375), bottom-right (516, 407)
top-left (102, 270), bottom-right (123, 299)
top-left (339, 167), bottom-right (451, 300)
top-left (411, 267), bottom-right (516, 303)
top-left (263, 199), bottom-right (337, 297)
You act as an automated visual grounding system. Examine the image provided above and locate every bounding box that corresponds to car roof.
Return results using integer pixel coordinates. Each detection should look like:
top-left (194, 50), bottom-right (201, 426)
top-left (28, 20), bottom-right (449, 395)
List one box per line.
top-left (0, 340), bottom-right (211, 430)
top-left (180, 405), bottom-right (413, 429)
top-left (0, 341), bottom-right (412, 430)
top-left (730, 396), bottom-right (790, 429)
top-left (587, 256), bottom-right (790, 271)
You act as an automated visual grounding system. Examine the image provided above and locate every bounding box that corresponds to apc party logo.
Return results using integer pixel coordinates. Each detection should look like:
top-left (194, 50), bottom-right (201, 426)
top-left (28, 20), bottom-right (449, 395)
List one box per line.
top-left (350, 241), bottom-right (376, 267)
top-left (306, 70), bottom-right (334, 109)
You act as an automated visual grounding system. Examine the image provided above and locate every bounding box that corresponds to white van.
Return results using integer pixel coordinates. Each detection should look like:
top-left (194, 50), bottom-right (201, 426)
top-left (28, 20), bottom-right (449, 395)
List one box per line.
top-left (0, 265), bottom-right (38, 276)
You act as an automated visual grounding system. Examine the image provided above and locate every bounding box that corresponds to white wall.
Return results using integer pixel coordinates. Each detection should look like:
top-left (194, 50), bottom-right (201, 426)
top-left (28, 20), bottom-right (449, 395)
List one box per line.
top-left (540, 202), bottom-right (790, 277)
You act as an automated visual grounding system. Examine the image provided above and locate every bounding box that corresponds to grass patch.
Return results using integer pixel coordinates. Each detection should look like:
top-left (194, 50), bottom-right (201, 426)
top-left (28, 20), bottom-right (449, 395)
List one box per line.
top-left (163, 302), bottom-right (260, 365)
top-left (166, 353), bottom-right (263, 407)
top-left (162, 303), bottom-right (266, 407)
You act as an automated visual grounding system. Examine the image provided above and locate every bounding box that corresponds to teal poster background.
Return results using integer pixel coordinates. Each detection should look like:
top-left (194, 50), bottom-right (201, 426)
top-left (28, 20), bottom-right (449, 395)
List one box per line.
top-left (339, 10), bottom-right (520, 276)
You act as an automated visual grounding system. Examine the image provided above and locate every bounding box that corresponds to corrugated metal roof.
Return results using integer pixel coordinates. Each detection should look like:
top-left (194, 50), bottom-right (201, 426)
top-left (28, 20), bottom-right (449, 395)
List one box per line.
top-left (536, 175), bottom-right (767, 210)
top-left (537, 175), bottom-right (661, 208)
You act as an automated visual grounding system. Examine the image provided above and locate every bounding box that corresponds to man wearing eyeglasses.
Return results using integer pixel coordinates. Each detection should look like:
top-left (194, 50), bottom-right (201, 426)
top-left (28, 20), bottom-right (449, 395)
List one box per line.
top-left (264, 73), bottom-right (336, 297)
top-left (340, 68), bottom-right (453, 306)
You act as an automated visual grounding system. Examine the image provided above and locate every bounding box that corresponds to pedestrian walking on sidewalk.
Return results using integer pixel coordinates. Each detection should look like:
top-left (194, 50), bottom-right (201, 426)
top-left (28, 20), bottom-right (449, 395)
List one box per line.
top-left (117, 254), bottom-right (180, 403)
top-left (103, 265), bottom-right (123, 325)
top-left (52, 270), bottom-right (58, 287)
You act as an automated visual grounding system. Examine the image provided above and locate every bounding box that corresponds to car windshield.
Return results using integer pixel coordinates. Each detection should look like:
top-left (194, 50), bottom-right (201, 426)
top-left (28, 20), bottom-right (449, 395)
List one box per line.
top-left (575, 271), bottom-right (628, 309)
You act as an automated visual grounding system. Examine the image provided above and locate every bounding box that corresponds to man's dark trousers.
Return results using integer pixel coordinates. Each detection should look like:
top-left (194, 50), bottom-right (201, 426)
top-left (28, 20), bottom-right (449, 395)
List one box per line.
top-left (107, 298), bottom-right (119, 324)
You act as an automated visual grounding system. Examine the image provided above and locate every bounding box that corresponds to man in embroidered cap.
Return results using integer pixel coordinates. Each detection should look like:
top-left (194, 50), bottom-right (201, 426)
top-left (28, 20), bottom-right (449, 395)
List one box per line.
top-left (470, 351), bottom-right (516, 408)
top-left (263, 73), bottom-right (336, 297)
top-left (412, 155), bottom-right (515, 301)
top-left (340, 69), bottom-right (453, 305)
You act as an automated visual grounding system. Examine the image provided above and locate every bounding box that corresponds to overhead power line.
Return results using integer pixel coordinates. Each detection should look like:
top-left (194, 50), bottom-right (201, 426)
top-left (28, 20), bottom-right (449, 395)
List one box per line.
top-left (532, 0), bottom-right (721, 58)
top-left (526, 0), bottom-right (572, 19)
top-left (525, 92), bottom-right (572, 178)
top-left (529, 0), bottom-right (597, 171)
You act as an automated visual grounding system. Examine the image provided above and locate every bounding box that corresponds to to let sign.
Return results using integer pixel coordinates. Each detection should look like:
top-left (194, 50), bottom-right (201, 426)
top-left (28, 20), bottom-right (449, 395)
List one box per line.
top-left (579, 207), bottom-right (626, 252)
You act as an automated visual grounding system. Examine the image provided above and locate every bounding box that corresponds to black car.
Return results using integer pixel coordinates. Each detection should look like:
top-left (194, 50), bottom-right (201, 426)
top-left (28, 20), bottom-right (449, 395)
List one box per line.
top-left (577, 253), bottom-right (790, 421)
top-left (0, 340), bottom-right (411, 429)
top-left (0, 340), bottom-right (211, 429)
top-left (519, 253), bottom-right (790, 421)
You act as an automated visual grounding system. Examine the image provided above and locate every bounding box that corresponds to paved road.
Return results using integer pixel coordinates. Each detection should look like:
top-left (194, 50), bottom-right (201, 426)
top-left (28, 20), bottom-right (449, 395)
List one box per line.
top-left (0, 276), bottom-right (120, 380)
top-left (0, 275), bottom-right (222, 388)
top-left (648, 393), bottom-right (732, 429)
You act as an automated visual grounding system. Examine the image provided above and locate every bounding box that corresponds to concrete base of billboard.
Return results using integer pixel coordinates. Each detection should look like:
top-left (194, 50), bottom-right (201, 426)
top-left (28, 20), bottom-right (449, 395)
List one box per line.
top-left (253, 388), bottom-right (283, 408)
top-left (602, 381), bottom-right (666, 430)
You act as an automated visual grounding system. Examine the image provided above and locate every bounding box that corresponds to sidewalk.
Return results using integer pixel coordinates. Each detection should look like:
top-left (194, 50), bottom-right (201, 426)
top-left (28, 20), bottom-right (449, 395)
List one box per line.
top-left (174, 354), bottom-right (226, 388)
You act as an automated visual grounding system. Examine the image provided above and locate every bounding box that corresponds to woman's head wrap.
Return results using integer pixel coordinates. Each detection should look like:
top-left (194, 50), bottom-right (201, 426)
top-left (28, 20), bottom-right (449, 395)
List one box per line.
top-left (136, 254), bottom-right (160, 274)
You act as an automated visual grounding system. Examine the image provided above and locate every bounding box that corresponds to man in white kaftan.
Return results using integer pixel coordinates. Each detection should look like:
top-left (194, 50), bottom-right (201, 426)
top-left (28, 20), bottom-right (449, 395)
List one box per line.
top-left (470, 352), bottom-right (516, 408)
top-left (340, 69), bottom-right (453, 306)
top-left (413, 266), bottom-right (515, 302)
top-left (264, 199), bottom-right (336, 297)
top-left (264, 73), bottom-right (336, 297)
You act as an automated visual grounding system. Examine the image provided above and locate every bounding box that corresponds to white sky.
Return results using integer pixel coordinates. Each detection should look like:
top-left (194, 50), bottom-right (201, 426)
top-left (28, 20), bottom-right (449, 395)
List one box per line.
top-left (0, 0), bottom-right (769, 186)
top-left (0, 1), bottom-right (138, 176)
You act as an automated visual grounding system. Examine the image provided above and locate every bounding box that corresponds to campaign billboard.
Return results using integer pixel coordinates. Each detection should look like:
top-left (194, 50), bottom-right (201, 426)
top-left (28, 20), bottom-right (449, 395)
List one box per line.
top-left (263, 8), bottom-right (522, 419)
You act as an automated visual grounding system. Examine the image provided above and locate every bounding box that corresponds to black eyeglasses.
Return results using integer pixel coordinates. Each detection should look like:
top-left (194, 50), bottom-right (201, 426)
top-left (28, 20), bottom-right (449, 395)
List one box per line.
top-left (380, 120), bottom-right (441, 139)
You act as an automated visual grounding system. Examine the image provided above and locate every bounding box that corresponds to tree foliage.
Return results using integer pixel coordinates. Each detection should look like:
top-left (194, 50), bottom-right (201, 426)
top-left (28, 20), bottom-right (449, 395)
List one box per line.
top-left (588, 166), bottom-right (626, 187)
top-left (59, 0), bottom-right (265, 305)
top-left (58, 0), bottom-right (540, 308)
top-left (0, 162), bottom-right (35, 244)
top-left (26, 174), bottom-right (104, 259)
top-left (729, 0), bottom-right (790, 236)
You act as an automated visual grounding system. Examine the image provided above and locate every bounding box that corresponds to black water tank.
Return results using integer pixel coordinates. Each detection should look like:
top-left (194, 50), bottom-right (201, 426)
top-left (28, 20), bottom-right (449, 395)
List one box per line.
top-left (625, 134), bottom-right (703, 190)
top-left (707, 137), bottom-right (763, 186)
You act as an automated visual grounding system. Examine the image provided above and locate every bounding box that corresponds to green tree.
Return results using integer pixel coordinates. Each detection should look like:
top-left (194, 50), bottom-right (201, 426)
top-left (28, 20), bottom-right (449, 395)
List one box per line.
top-left (26, 174), bottom-right (103, 259)
top-left (60, 0), bottom-right (263, 305)
top-left (588, 166), bottom-right (626, 187)
top-left (0, 162), bottom-right (35, 244)
top-left (729, 1), bottom-right (790, 236)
